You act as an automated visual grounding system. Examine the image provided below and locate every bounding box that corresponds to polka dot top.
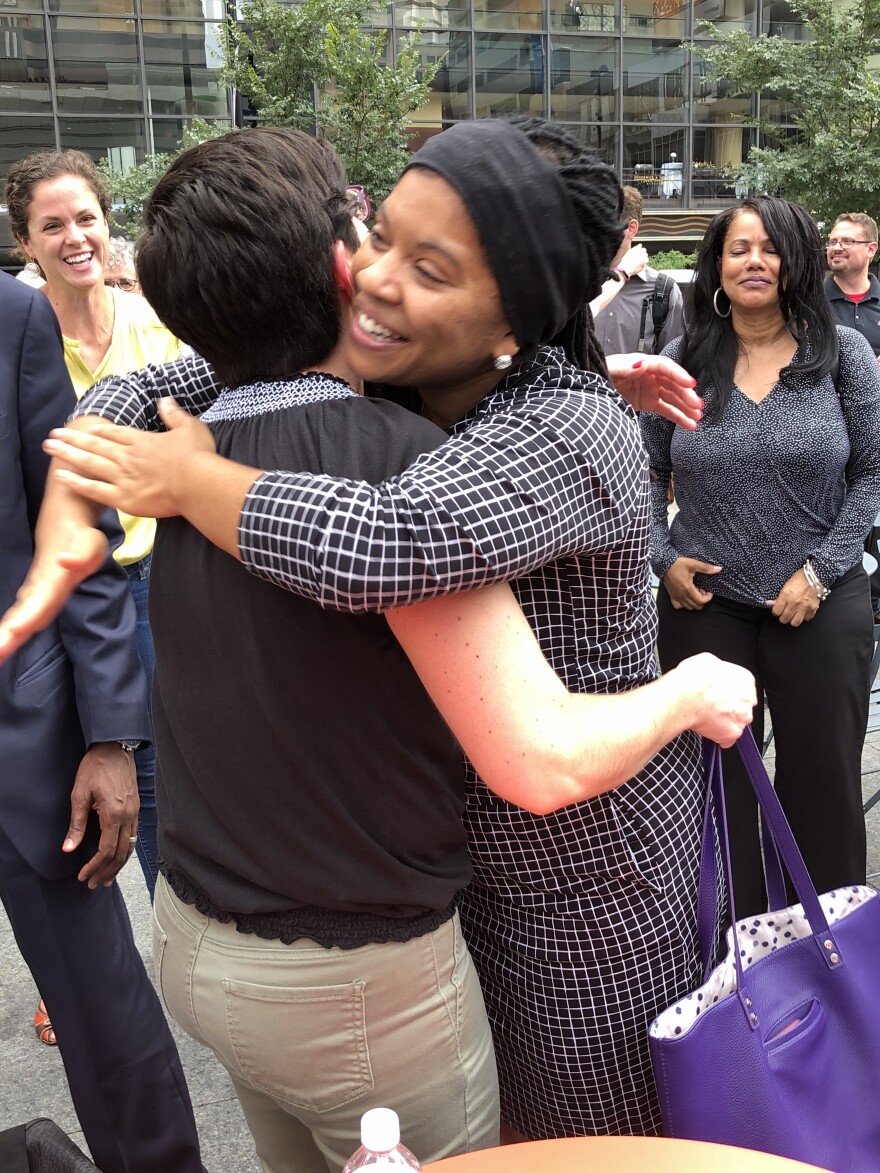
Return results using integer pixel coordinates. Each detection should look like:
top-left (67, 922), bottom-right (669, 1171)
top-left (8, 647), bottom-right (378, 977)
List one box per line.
top-left (640, 326), bottom-right (880, 605)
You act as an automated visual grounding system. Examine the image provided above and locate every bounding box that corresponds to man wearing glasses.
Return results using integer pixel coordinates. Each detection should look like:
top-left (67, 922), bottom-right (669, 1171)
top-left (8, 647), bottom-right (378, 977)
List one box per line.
top-left (825, 213), bottom-right (880, 616)
top-left (824, 213), bottom-right (880, 363)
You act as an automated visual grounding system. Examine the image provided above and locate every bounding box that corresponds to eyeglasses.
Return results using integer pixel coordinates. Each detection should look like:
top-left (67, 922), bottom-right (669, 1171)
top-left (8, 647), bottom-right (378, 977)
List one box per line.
top-left (104, 277), bottom-right (139, 292)
top-left (826, 237), bottom-right (872, 249)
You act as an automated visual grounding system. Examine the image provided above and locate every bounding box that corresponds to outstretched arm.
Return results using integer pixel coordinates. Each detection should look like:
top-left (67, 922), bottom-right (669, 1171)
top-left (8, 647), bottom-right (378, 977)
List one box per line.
top-left (0, 356), bottom-right (224, 661)
top-left (387, 584), bottom-right (756, 813)
top-left (21, 362), bottom-right (701, 629)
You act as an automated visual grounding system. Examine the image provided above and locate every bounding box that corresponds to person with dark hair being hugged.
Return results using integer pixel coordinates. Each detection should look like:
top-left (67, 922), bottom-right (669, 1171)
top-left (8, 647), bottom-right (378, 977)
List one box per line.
top-left (642, 196), bottom-right (880, 917)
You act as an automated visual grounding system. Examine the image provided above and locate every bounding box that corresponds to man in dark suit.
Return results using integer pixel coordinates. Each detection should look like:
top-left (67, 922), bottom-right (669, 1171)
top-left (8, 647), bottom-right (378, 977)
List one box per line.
top-left (0, 272), bottom-right (204, 1173)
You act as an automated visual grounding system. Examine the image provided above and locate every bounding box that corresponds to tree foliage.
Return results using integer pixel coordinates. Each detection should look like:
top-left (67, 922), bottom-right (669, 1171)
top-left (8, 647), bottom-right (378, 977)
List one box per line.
top-left (220, 0), bottom-right (440, 202)
top-left (650, 248), bottom-right (698, 270)
top-left (98, 118), bottom-right (232, 238)
top-left (690, 0), bottom-right (880, 225)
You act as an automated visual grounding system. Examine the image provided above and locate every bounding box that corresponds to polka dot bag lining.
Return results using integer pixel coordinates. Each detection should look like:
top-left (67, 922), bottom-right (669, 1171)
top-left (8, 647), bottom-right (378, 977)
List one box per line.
top-left (650, 886), bottom-right (878, 1040)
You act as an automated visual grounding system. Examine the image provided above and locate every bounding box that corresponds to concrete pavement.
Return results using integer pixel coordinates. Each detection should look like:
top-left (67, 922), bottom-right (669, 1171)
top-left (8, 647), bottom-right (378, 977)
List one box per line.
top-left (3, 733), bottom-right (880, 1171)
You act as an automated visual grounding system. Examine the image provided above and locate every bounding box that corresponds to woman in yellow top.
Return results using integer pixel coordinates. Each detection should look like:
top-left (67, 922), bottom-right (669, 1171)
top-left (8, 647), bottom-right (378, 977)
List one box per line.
top-left (6, 150), bottom-right (185, 986)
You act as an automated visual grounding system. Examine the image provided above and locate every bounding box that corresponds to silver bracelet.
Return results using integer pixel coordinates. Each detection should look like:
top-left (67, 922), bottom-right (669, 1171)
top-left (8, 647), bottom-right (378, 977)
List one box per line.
top-left (803, 559), bottom-right (830, 602)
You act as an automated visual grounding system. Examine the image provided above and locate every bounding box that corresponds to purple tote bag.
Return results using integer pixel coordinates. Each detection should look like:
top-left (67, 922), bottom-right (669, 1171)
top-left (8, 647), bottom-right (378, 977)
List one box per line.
top-left (648, 730), bottom-right (880, 1171)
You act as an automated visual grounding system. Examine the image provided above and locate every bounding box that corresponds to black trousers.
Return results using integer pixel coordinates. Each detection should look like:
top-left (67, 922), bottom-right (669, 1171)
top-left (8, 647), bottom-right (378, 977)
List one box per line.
top-left (657, 565), bottom-right (871, 918)
top-left (0, 826), bottom-right (204, 1173)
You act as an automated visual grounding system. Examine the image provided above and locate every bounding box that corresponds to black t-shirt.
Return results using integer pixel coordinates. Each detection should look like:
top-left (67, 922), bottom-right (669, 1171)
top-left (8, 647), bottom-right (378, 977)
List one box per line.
top-left (149, 376), bottom-right (468, 947)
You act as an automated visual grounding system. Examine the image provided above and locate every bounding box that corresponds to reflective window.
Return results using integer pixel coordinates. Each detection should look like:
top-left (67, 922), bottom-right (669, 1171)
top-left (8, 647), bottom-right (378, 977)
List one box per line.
top-left (760, 89), bottom-right (798, 123)
top-left (474, 0), bottom-right (543, 34)
top-left (625, 0), bottom-right (687, 39)
top-left (622, 39), bottom-right (686, 121)
top-left (407, 120), bottom-right (458, 152)
top-left (691, 125), bottom-right (754, 207)
top-left (139, 0), bottom-right (215, 16)
top-left (151, 116), bottom-right (230, 153)
top-left (549, 35), bottom-right (616, 123)
top-left (762, 0), bottom-right (810, 40)
top-left (0, 14), bottom-right (51, 113)
top-left (0, 0), bottom-right (43, 13)
top-left (51, 0), bottom-right (135, 15)
top-left (0, 115), bottom-right (55, 193)
top-left (691, 50), bottom-right (753, 123)
top-left (58, 116), bottom-right (147, 165)
top-left (404, 32), bottom-right (470, 122)
top-left (53, 18), bottom-right (142, 114)
top-left (554, 120), bottom-right (618, 171)
top-left (474, 33), bottom-right (546, 120)
top-left (622, 123), bottom-right (686, 206)
top-left (693, 0), bottom-right (757, 33)
top-left (551, 1), bottom-right (618, 34)
top-left (394, 0), bottom-right (468, 32)
top-left (143, 20), bottom-right (227, 116)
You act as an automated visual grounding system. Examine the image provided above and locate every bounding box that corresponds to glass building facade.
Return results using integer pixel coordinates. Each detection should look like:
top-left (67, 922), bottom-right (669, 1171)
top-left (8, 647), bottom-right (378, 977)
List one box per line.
top-left (385, 0), bottom-right (804, 218)
top-left (0, 0), bottom-right (807, 255)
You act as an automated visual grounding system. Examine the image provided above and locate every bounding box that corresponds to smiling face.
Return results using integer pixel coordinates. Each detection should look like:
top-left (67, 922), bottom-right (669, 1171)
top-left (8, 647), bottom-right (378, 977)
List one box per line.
top-left (826, 218), bottom-right (878, 282)
top-left (346, 168), bottom-right (517, 414)
top-left (718, 209), bottom-right (782, 315)
top-left (20, 174), bottom-right (110, 293)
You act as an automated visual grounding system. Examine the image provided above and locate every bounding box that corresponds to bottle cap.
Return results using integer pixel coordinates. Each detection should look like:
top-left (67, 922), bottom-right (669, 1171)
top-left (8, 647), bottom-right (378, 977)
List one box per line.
top-left (360, 1108), bottom-right (401, 1153)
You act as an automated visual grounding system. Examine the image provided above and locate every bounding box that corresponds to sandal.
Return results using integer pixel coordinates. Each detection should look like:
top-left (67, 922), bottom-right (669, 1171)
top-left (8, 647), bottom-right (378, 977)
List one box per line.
top-left (34, 998), bottom-right (56, 1046)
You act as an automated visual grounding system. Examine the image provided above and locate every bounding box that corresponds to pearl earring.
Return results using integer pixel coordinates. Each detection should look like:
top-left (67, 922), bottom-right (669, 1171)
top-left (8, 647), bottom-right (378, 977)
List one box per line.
top-left (493, 354), bottom-right (513, 371)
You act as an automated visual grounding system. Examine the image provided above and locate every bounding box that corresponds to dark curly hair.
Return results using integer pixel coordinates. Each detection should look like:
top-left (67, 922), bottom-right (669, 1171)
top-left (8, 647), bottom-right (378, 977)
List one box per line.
top-left (504, 116), bottom-right (624, 380)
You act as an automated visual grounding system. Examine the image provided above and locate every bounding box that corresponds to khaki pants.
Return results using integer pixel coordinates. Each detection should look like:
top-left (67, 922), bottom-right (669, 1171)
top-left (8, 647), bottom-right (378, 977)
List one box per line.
top-left (154, 876), bottom-right (499, 1172)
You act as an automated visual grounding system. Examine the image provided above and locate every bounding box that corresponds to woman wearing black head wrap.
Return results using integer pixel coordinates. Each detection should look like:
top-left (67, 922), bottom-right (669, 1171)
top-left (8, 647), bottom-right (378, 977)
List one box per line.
top-left (29, 117), bottom-right (716, 1141)
top-left (343, 114), bottom-right (711, 1142)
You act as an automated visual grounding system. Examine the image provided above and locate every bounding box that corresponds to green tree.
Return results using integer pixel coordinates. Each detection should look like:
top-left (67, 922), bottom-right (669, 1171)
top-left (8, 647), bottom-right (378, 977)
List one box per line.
top-left (99, 118), bottom-right (232, 238)
top-left (220, 0), bottom-right (440, 201)
top-left (689, 0), bottom-right (880, 225)
top-left (650, 248), bottom-right (697, 270)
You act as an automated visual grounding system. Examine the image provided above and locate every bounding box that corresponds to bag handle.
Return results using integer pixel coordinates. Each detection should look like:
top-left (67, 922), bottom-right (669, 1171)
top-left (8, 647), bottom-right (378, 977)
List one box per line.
top-left (699, 732), bottom-right (843, 1027)
top-left (695, 741), bottom-right (788, 973)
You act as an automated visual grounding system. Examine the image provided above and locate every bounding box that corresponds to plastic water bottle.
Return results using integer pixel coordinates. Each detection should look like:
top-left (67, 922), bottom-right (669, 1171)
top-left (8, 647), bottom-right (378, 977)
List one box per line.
top-left (342, 1108), bottom-right (422, 1170)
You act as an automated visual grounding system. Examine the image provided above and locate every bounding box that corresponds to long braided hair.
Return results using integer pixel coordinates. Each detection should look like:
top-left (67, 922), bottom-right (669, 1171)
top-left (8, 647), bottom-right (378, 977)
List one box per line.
top-left (505, 116), bottom-right (624, 379)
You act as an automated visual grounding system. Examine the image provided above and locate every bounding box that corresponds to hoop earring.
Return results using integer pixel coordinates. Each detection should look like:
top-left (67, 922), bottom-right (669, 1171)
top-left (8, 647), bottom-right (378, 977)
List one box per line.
top-left (493, 354), bottom-right (513, 371)
top-left (713, 288), bottom-right (732, 318)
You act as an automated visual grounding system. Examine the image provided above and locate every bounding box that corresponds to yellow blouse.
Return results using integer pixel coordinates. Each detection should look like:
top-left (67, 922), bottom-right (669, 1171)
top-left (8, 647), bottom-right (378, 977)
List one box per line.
top-left (63, 288), bottom-right (186, 565)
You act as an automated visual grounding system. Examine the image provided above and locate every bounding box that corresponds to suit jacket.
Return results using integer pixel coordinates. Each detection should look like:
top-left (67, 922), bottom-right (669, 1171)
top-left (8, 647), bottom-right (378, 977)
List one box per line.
top-left (0, 272), bottom-right (150, 879)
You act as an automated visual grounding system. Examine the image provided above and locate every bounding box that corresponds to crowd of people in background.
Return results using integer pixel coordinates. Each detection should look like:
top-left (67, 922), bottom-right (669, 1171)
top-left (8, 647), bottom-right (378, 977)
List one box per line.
top-left (0, 122), bottom-right (877, 1173)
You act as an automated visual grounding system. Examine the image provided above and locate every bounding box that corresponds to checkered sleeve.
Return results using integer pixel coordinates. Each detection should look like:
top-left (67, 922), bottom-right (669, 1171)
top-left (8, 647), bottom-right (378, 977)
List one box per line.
top-left (69, 353), bottom-right (222, 430)
top-left (240, 388), bottom-right (646, 612)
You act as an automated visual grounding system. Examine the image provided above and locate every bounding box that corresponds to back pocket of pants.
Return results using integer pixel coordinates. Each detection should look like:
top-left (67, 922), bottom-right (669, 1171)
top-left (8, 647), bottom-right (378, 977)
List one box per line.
top-left (222, 977), bottom-right (373, 1112)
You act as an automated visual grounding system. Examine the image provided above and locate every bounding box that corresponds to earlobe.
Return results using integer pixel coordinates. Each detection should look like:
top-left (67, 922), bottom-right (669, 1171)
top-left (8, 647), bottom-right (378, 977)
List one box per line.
top-left (332, 239), bottom-right (355, 302)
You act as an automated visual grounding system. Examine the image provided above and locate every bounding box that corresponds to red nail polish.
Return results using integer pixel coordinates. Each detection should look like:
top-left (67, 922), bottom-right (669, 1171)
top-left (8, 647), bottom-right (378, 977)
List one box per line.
top-left (632, 361), bottom-right (643, 369)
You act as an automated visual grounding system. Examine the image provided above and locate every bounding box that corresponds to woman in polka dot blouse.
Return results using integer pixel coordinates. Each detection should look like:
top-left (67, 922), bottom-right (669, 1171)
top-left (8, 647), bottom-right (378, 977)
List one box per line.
top-left (641, 195), bottom-right (880, 919)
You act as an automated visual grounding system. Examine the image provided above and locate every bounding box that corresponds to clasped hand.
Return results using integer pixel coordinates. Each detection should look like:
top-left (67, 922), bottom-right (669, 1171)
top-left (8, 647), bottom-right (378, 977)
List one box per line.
top-left (766, 568), bottom-right (821, 627)
top-left (43, 398), bottom-right (216, 518)
top-left (663, 556), bottom-right (722, 610)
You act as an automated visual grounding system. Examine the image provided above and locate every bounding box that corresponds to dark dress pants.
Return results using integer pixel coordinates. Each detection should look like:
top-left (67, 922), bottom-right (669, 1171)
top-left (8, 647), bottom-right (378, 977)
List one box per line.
top-left (657, 565), bottom-right (871, 918)
top-left (0, 825), bottom-right (204, 1173)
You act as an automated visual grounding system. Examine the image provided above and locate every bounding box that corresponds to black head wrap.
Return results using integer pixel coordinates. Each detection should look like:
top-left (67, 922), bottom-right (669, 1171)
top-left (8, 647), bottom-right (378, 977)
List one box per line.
top-left (403, 119), bottom-right (588, 352)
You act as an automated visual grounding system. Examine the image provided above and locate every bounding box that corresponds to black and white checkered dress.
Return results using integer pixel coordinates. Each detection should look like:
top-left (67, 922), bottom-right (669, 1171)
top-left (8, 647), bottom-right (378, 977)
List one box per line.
top-left (77, 347), bottom-right (705, 1138)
